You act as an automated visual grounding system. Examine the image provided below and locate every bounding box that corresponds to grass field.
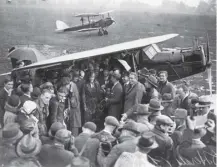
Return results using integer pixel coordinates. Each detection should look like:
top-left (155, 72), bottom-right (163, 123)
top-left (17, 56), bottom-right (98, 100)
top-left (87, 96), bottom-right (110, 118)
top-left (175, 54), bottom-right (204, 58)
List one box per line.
top-left (0, 3), bottom-right (216, 94)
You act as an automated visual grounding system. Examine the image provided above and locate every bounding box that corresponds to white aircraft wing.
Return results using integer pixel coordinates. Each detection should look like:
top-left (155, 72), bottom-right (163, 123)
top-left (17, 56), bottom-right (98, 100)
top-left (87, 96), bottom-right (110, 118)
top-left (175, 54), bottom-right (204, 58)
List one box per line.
top-left (14, 34), bottom-right (179, 71)
top-left (77, 28), bottom-right (99, 32)
top-left (99, 10), bottom-right (114, 15)
top-left (74, 13), bottom-right (99, 17)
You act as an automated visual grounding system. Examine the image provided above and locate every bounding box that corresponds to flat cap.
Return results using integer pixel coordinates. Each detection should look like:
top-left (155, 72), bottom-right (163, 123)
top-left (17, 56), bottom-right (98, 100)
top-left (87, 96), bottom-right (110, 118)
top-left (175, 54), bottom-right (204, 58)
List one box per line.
top-left (173, 108), bottom-right (188, 119)
top-left (134, 104), bottom-right (150, 115)
top-left (121, 121), bottom-right (140, 134)
top-left (156, 115), bottom-right (174, 127)
top-left (83, 122), bottom-right (97, 132)
top-left (105, 116), bottom-right (119, 127)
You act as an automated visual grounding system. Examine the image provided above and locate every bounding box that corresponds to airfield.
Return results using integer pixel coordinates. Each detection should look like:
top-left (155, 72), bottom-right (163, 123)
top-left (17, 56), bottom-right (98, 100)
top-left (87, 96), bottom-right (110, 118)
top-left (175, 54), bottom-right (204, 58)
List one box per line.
top-left (0, 3), bottom-right (216, 95)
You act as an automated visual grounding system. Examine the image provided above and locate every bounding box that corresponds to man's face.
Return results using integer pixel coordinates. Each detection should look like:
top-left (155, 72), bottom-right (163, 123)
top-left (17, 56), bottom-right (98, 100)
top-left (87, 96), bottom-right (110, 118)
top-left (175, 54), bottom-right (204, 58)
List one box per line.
top-left (73, 76), bottom-right (79, 83)
top-left (41, 92), bottom-right (52, 105)
top-left (196, 106), bottom-right (210, 115)
top-left (144, 81), bottom-right (151, 88)
top-left (103, 70), bottom-right (109, 77)
top-left (205, 118), bottom-right (216, 133)
top-left (122, 75), bottom-right (129, 84)
top-left (89, 75), bottom-right (95, 83)
top-left (57, 92), bottom-right (67, 102)
top-left (129, 74), bottom-right (137, 85)
top-left (88, 64), bottom-right (94, 71)
top-left (18, 61), bottom-right (25, 68)
top-left (5, 81), bottom-right (13, 91)
top-left (159, 73), bottom-right (167, 82)
top-left (161, 101), bottom-right (170, 108)
top-left (160, 124), bottom-right (171, 133)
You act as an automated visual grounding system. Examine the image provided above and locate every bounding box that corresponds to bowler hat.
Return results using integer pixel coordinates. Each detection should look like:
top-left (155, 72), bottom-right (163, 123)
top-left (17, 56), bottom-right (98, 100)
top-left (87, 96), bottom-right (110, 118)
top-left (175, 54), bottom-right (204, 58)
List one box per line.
top-left (2, 123), bottom-right (23, 143)
top-left (148, 99), bottom-right (164, 111)
top-left (48, 122), bottom-right (65, 137)
top-left (172, 108), bottom-right (187, 119)
top-left (70, 157), bottom-right (90, 167)
top-left (137, 135), bottom-right (158, 150)
top-left (133, 104), bottom-right (150, 115)
top-left (192, 127), bottom-right (207, 139)
top-left (20, 118), bottom-right (35, 134)
top-left (195, 96), bottom-right (212, 107)
top-left (31, 87), bottom-right (41, 100)
top-left (156, 115), bottom-right (174, 127)
top-left (146, 75), bottom-right (158, 88)
top-left (105, 116), bottom-right (119, 127)
top-left (161, 93), bottom-right (173, 103)
top-left (7, 95), bottom-right (20, 107)
top-left (83, 122), bottom-right (97, 132)
top-left (21, 101), bottom-right (37, 115)
top-left (119, 121), bottom-right (140, 134)
top-left (55, 129), bottom-right (71, 144)
top-left (16, 134), bottom-right (42, 158)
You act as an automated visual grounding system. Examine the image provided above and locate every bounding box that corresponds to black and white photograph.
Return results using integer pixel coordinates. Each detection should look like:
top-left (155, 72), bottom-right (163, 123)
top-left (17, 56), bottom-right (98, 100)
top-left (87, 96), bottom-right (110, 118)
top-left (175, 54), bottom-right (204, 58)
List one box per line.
top-left (0, 0), bottom-right (216, 166)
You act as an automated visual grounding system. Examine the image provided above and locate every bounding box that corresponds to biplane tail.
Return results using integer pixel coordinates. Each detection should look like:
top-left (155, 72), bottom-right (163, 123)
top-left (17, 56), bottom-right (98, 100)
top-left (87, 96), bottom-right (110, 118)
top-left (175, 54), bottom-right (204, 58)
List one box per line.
top-left (55, 20), bottom-right (69, 33)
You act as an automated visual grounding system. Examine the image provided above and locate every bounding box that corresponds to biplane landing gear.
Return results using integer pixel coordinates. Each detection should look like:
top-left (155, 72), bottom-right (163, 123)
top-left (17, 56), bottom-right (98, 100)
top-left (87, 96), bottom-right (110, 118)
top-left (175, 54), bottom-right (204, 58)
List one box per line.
top-left (98, 29), bottom-right (103, 36)
top-left (103, 30), bottom-right (108, 35)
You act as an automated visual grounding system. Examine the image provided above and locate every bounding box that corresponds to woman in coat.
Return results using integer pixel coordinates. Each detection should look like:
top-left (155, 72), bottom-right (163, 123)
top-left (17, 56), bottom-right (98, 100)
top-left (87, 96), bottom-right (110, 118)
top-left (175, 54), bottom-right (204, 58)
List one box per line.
top-left (82, 72), bottom-right (101, 123)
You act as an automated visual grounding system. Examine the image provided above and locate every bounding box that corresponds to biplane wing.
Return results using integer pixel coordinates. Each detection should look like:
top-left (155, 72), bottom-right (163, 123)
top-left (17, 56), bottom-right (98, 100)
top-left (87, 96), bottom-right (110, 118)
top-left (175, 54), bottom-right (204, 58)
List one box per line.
top-left (74, 13), bottom-right (100, 17)
top-left (14, 34), bottom-right (179, 71)
top-left (99, 10), bottom-right (114, 15)
top-left (77, 28), bottom-right (100, 32)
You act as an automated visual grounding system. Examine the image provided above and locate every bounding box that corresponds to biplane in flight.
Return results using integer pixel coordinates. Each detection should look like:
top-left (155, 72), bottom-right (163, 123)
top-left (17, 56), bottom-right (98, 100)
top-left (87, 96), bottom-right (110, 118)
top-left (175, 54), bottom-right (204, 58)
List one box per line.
top-left (55, 10), bottom-right (115, 36)
top-left (2, 34), bottom-right (213, 95)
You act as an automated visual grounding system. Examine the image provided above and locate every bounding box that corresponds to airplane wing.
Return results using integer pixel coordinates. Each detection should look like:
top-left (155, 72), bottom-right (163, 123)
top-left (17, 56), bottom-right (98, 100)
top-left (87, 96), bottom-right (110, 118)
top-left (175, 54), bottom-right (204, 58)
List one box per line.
top-left (74, 13), bottom-right (99, 17)
top-left (77, 28), bottom-right (99, 32)
top-left (99, 10), bottom-right (114, 15)
top-left (14, 34), bottom-right (179, 71)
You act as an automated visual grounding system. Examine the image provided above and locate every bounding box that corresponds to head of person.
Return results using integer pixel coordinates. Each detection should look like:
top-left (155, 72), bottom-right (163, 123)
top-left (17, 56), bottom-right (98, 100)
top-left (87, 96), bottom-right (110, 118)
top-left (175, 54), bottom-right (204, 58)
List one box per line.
top-left (195, 96), bottom-right (212, 115)
top-left (136, 135), bottom-right (158, 154)
top-left (60, 77), bottom-right (71, 90)
top-left (73, 70), bottom-right (80, 83)
top-left (161, 93), bottom-right (173, 108)
top-left (205, 111), bottom-right (216, 134)
top-left (155, 115), bottom-right (174, 133)
top-left (192, 127), bottom-right (207, 140)
top-left (2, 123), bottom-right (23, 145)
top-left (158, 71), bottom-right (168, 83)
top-left (177, 84), bottom-right (189, 100)
top-left (7, 95), bottom-right (20, 108)
top-left (88, 63), bottom-right (94, 71)
top-left (104, 116), bottom-right (119, 133)
top-left (134, 104), bottom-right (150, 121)
top-left (171, 108), bottom-right (187, 128)
top-left (21, 101), bottom-right (37, 116)
top-left (40, 82), bottom-right (54, 94)
top-left (149, 69), bottom-right (157, 76)
top-left (4, 77), bottom-right (14, 91)
top-left (40, 89), bottom-right (52, 105)
top-left (103, 68), bottom-right (109, 77)
top-left (54, 129), bottom-right (72, 146)
top-left (21, 83), bottom-right (33, 94)
top-left (148, 99), bottom-right (164, 114)
top-left (129, 72), bottom-right (138, 85)
top-left (119, 120), bottom-right (140, 137)
top-left (80, 70), bottom-right (85, 79)
top-left (110, 72), bottom-right (121, 84)
top-left (57, 87), bottom-right (68, 103)
top-left (31, 87), bottom-right (41, 101)
top-left (144, 75), bottom-right (158, 89)
top-left (48, 122), bottom-right (66, 138)
top-left (16, 60), bottom-right (25, 68)
top-left (88, 72), bottom-right (95, 83)
top-left (82, 122), bottom-right (97, 135)
top-left (122, 72), bottom-right (129, 84)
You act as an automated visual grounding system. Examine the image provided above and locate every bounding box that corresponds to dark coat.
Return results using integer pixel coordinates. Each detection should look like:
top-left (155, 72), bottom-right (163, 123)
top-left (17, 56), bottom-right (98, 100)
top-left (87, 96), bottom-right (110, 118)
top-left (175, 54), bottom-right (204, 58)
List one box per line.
top-left (123, 82), bottom-right (146, 113)
top-left (0, 144), bottom-right (18, 166)
top-left (107, 82), bottom-right (123, 119)
top-left (74, 132), bottom-right (91, 153)
top-left (19, 94), bottom-right (31, 107)
top-left (180, 95), bottom-right (191, 111)
top-left (0, 88), bottom-right (9, 126)
top-left (38, 144), bottom-right (74, 167)
top-left (158, 81), bottom-right (175, 99)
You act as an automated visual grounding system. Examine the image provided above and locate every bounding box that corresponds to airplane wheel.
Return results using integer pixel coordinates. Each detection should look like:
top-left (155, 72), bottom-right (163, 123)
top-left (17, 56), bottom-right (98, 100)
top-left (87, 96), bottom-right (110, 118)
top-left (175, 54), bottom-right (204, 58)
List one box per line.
top-left (98, 30), bottom-right (103, 36)
top-left (103, 30), bottom-right (108, 35)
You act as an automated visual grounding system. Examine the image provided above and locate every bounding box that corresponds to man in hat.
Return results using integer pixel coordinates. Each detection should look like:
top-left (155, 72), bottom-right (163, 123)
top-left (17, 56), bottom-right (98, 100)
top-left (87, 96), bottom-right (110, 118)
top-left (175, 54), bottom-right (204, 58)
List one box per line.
top-left (161, 93), bottom-right (174, 117)
top-left (143, 75), bottom-right (159, 104)
top-left (170, 108), bottom-right (188, 148)
top-left (123, 72), bottom-right (146, 113)
top-left (0, 77), bottom-right (13, 127)
top-left (83, 116), bottom-right (119, 167)
top-left (106, 71), bottom-right (123, 119)
top-left (114, 135), bottom-right (158, 167)
top-left (0, 123), bottom-right (23, 166)
top-left (148, 99), bottom-right (164, 125)
top-left (38, 129), bottom-right (74, 167)
top-left (74, 122), bottom-right (96, 152)
top-left (147, 115), bottom-right (174, 163)
top-left (19, 83), bottom-right (33, 107)
top-left (158, 71), bottom-right (175, 99)
top-left (97, 120), bottom-right (140, 167)
top-left (4, 95), bottom-right (20, 125)
top-left (35, 89), bottom-right (53, 137)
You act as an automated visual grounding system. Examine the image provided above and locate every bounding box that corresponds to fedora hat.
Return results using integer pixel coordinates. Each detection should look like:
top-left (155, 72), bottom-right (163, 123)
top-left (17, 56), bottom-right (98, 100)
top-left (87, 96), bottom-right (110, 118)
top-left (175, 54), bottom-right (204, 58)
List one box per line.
top-left (195, 96), bottom-right (212, 108)
top-left (55, 129), bottom-right (71, 144)
top-left (133, 104), bottom-right (150, 115)
top-left (137, 135), bottom-right (158, 150)
top-left (192, 127), bottom-right (207, 139)
top-left (171, 108), bottom-right (188, 119)
top-left (161, 93), bottom-right (173, 103)
top-left (119, 121), bottom-right (140, 134)
top-left (48, 122), bottom-right (65, 137)
top-left (145, 75), bottom-right (158, 88)
top-left (2, 123), bottom-right (23, 144)
top-left (16, 134), bottom-right (42, 158)
top-left (156, 115), bottom-right (174, 127)
top-left (70, 157), bottom-right (90, 167)
top-left (83, 122), bottom-right (97, 132)
top-left (148, 99), bottom-right (164, 111)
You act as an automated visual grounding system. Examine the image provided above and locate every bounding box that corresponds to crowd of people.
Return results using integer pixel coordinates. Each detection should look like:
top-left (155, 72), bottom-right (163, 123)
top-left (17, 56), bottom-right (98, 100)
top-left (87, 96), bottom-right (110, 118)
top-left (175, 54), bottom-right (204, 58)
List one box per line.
top-left (0, 58), bottom-right (216, 167)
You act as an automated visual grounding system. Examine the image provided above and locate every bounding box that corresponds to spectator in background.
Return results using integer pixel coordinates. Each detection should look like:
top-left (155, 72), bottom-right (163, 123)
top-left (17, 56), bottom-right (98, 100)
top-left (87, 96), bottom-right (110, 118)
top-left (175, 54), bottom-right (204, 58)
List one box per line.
top-left (148, 99), bottom-right (164, 125)
top-left (158, 71), bottom-right (175, 99)
top-left (176, 84), bottom-right (191, 111)
top-left (19, 83), bottom-right (33, 107)
top-left (0, 78), bottom-right (13, 128)
top-left (161, 93), bottom-right (174, 117)
top-left (4, 95), bottom-right (20, 125)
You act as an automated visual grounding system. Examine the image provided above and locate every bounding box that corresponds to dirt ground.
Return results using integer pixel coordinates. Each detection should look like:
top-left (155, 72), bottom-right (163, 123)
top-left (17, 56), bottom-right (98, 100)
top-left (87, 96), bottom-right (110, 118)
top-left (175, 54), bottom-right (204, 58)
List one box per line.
top-left (0, 3), bottom-right (216, 94)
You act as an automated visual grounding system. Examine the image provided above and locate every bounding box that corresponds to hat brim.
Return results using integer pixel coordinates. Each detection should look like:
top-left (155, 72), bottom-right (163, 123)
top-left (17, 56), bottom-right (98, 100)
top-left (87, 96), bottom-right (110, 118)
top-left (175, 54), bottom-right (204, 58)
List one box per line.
top-left (146, 79), bottom-right (158, 88)
top-left (148, 105), bottom-right (164, 111)
top-left (161, 100), bottom-right (173, 103)
top-left (16, 138), bottom-right (42, 158)
top-left (3, 130), bottom-right (23, 144)
top-left (137, 140), bottom-right (158, 150)
top-left (195, 103), bottom-right (211, 108)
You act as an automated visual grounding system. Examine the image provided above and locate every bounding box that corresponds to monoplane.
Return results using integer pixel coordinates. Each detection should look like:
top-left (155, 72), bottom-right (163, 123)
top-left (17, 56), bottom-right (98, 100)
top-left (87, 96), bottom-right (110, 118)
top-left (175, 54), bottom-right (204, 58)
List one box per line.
top-left (55, 11), bottom-right (115, 36)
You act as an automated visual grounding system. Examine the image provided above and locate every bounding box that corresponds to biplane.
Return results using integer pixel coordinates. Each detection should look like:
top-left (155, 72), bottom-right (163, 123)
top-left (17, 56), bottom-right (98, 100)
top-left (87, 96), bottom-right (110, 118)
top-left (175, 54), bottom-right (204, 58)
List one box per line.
top-left (55, 11), bottom-right (115, 36)
top-left (3, 33), bottom-right (212, 91)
